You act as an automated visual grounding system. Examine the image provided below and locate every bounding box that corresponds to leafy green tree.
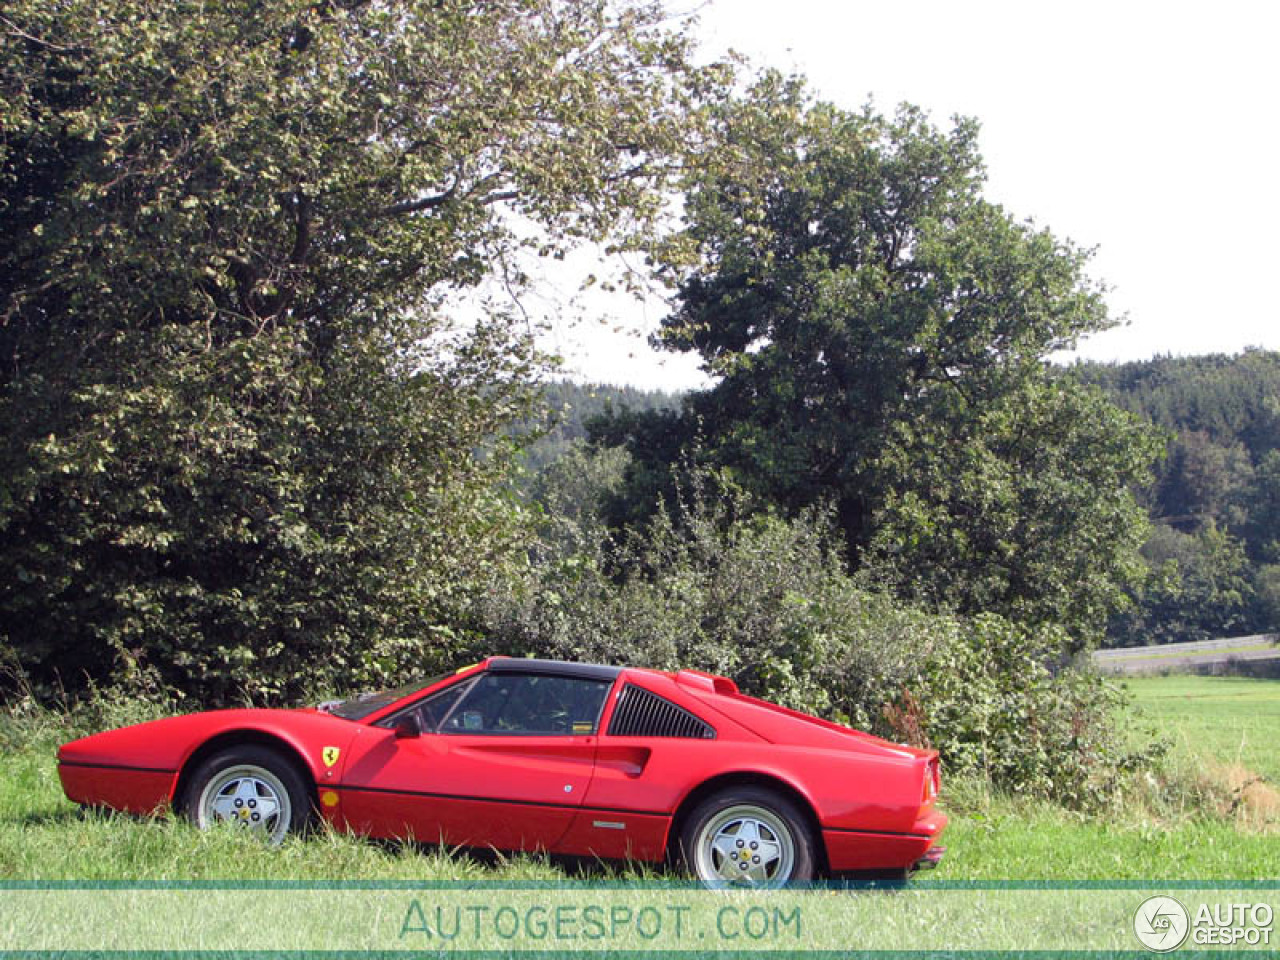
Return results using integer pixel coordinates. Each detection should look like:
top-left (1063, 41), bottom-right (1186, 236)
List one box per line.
top-left (602, 73), bottom-right (1157, 641)
top-left (1244, 450), bottom-right (1280, 565)
top-left (1077, 351), bottom-right (1280, 456)
top-left (515, 381), bottom-right (680, 480)
top-left (1255, 564), bottom-right (1280, 634)
top-left (1154, 431), bottom-right (1254, 530)
top-left (862, 378), bottom-right (1158, 636)
top-left (1109, 523), bottom-right (1255, 645)
top-left (0, 0), bottom-right (718, 701)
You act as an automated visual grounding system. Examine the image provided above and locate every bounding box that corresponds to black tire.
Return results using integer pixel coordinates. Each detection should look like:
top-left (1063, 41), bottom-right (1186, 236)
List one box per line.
top-left (679, 785), bottom-right (817, 889)
top-left (182, 745), bottom-right (312, 844)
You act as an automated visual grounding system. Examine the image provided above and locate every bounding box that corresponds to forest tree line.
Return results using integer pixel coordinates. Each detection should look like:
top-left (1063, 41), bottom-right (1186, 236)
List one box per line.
top-left (533, 348), bottom-right (1280, 648)
top-left (1076, 351), bottom-right (1280, 644)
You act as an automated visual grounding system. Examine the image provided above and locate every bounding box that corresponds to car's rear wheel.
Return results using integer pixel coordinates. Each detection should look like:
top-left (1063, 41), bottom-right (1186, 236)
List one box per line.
top-left (183, 745), bottom-right (311, 845)
top-left (680, 786), bottom-right (816, 889)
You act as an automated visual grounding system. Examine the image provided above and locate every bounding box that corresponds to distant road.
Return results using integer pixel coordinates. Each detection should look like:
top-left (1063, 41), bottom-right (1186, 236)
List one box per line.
top-left (1094, 633), bottom-right (1280, 675)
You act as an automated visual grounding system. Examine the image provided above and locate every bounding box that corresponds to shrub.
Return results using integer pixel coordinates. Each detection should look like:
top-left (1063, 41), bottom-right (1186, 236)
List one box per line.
top-left (481, 456), bottom-right (1155, 808)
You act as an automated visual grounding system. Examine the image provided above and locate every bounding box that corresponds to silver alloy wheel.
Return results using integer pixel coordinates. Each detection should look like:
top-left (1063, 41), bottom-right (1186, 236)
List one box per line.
top-left (195, 764), bottom-right (292, 844)
top-left (692, 803), bottom-right (796, 889)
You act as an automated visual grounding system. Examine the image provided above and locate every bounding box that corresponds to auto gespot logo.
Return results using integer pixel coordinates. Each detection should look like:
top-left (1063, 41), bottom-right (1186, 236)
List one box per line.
top-left (1134, 896), bottom-right (1274, 951)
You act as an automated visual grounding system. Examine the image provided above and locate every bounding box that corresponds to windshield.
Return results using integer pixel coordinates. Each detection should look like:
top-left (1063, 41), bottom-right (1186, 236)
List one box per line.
top-left (321, 674), bottom-right (449, 721)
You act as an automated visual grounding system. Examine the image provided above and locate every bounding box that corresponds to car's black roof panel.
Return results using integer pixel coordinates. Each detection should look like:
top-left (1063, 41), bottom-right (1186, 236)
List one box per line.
top-left (486, 658), bottom-right (620, 681)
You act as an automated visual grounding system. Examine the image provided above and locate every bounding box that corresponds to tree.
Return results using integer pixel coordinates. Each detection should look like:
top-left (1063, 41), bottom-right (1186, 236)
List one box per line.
top-left (0, 0), bottom-right (719, 701)
top-left (1074, 352), bottom-right (1280, 640)
top-left (862, 377), bottom-right (1157, 636)
top-left (514, 381), bottom-right (679, 479)
top-left (1109, 522), bottom-right (1255, 645)
top-left (1255, 564), bottom-right (1280, 633)
top-left (601, 73), bottom-right (1158, 640)
top-left (1244, 450), bottom-right (1280, 565)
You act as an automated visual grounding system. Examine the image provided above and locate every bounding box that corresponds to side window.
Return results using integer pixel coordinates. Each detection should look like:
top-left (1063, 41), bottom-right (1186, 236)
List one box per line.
top-left (379, 677), bottom-right (474, 733)
top-left (441, 673), bottom-right (611, 735)
top-left (415, 678), bottom-right (474, 731)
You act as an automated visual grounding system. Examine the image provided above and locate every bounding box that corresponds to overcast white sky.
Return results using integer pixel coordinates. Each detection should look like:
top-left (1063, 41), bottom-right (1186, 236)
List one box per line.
top-left (544, 0), bottom-right (1280, 389)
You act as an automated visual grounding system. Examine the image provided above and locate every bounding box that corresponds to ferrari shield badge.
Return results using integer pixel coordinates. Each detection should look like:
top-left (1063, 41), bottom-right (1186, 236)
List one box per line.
top-left (322, 746), bottom-right (341, 768)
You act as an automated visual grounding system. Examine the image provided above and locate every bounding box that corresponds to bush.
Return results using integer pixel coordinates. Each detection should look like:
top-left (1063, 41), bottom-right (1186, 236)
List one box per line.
top-left (481, 455), bottom-right (1154, 808)
top-left (905, 617), bottom-right (1156, 809)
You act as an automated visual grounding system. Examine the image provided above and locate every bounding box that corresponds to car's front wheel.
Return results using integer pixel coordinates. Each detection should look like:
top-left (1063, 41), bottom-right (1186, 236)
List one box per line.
top-left (680, 786), bottom-right (816, 889)
top-left (183, 745), bottom-right (312, 844)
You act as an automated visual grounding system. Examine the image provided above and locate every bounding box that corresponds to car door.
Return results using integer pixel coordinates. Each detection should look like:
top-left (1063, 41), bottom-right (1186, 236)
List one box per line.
top-left (338, 670), bottom-right (612, 852)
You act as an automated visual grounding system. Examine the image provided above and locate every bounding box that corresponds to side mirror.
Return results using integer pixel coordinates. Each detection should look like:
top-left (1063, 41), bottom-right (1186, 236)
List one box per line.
top-left (393, 713), bottom-right (422, 739)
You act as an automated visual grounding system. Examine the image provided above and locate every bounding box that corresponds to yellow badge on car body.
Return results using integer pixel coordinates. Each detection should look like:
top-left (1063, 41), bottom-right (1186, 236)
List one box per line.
top-left (322, 746), bottom-right (340, 768)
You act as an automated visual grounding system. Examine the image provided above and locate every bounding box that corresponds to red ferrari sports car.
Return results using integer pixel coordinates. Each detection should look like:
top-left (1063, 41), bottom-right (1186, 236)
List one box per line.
top-left (58, 656), bottom-right (946, 887)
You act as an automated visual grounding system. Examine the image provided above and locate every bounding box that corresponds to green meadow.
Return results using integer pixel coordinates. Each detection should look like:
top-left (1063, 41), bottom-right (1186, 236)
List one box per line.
top-left (1124, 674), bottom-right (1280, 784)
top-left (1, 674), bottom-right (1276, 884)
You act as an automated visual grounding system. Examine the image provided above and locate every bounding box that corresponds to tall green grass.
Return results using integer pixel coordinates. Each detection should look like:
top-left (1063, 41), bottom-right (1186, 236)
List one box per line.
top-left (1, 675), bottom-right (1277, 882)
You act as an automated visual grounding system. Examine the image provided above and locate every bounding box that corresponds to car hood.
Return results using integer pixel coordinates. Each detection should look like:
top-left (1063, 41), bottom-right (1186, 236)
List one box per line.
top-left (57, 708), bottom-right (361, 774)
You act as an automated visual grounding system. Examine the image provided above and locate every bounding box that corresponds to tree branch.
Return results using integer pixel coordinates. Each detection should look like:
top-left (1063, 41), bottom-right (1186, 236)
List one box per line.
top-left (288, 189), bottom-right (311, 264)
top-left (1, 14), bottom-right (78, 53)
top-left (475, 189), bottom-right (518, 206)
top-left (381, 181), bottom-right (520, 217)
top-left (380, 186), bottom-right (457, 217)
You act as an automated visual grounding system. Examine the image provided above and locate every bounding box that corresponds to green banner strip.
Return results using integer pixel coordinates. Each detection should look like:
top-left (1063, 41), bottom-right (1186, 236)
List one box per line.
top-left (0, 887), bottom-right (1275, 953)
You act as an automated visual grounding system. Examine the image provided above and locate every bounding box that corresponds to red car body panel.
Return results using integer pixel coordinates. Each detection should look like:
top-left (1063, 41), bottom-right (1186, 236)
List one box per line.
top-left (334, 727), bottom-right (598, 850)
top-left (58, 764), bottom-right (176, 816)
top-left (58, 709), bottom-right (365, 826)
top-left (57, 658), bottom-right (947, 876)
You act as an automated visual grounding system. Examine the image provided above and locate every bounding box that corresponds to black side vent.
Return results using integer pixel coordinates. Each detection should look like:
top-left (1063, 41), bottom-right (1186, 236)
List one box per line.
top-left (607, 685), bottom-right (716, 739)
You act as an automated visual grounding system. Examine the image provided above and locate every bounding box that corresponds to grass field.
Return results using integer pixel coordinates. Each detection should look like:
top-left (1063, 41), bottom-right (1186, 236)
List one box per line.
top-left (937, 673), bottom-right (1280, 879)
top-left (1, 675), bottom-right (1277, 884)
top-left (1125, 674), bottom-right (1280, 784)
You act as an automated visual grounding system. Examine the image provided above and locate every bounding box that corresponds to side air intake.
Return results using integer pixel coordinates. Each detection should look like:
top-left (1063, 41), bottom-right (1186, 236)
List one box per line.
top-left (607, 685), bottom-right (716, 739)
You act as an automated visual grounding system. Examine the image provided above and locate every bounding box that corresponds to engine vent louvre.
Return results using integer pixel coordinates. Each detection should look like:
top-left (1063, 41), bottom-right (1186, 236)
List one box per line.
top-left (607, 685), bottom-right (716, 739)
